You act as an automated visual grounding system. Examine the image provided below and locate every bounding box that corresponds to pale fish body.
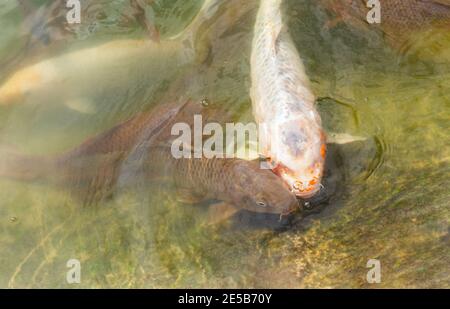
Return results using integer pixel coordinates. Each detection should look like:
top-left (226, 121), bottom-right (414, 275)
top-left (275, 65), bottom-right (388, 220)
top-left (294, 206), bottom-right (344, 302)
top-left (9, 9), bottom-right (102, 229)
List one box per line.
top-left (0, 39), bottom-right (190, 112)
top-left (250, 0), bottom-right (326, 198)
top-left (0, 0), bottom-right (226, 112)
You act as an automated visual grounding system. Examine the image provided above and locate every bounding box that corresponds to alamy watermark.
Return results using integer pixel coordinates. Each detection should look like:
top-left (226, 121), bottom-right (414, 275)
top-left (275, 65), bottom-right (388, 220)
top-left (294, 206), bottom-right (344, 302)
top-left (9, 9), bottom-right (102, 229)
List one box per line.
top-left (66, 258), bottom-right (81, 284)
top-left (66, 0), bottom-right (81, 24)
top-left (64, 1), bottom-right (381, 27)
top-left (63, 257), bottom-right (383, 285)
top-left (366, 0), bottom-right (381, 24)
top-left (366, 259), bottom-right (381, 284)
top-left (170, 115), bottom-right (273, 169)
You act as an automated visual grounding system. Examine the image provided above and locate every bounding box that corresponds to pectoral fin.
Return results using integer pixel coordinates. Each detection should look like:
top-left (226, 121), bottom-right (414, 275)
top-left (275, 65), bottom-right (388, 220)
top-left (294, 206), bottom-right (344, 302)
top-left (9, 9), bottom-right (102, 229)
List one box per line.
top-left (326, 132), bottom-right (367, 144)
top-left (205, 202), bottom-right (238, 225)
top-left (65, 98), bottom-right (96, 114)
top-left (432, 0), bottom-right (450, 7)
top-left (176, 188), bottom-right (205, 204)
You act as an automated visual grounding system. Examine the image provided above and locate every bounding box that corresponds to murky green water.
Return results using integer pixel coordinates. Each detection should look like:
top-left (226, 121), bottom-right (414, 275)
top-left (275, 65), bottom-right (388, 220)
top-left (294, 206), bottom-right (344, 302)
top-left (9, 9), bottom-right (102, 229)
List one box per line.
top-left (0, 0), bottom-right (449, 288)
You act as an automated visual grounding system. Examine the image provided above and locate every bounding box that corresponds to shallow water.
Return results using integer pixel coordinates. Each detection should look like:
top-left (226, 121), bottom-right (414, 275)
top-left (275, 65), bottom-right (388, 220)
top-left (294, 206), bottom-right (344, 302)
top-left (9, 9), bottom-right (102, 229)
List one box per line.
top-left (0, 0), bottom-right (449, 288)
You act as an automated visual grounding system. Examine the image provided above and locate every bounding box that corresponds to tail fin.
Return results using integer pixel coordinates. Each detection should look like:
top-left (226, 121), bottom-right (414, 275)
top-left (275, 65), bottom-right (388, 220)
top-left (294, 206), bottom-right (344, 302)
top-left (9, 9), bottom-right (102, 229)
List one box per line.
top-left (172, 0), bottom-right (224, 41)
top-left (0, 145), bottom-right (53, 182)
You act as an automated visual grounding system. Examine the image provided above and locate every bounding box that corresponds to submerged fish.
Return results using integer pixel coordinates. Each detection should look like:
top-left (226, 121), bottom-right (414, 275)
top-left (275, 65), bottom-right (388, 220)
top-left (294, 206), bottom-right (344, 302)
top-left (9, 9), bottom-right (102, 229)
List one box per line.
top-left (320, 0), bottom-right (450, 50)
top-left (144, 146), bottom-right (300, 217)
top-left (250, 0), bottom-right (326, 198)
top-left (0, 38), bottom-right (189, 112)
top-left (0, 0), bottom-right (253, 113)
top-left (0, 101), bottom-right (299, 218)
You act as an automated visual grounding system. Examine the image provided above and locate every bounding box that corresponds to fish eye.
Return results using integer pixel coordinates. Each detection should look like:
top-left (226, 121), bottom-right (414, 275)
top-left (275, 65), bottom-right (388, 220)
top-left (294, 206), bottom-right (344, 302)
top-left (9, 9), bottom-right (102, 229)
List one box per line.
top-left (256, 201), bottom-right (267, 207)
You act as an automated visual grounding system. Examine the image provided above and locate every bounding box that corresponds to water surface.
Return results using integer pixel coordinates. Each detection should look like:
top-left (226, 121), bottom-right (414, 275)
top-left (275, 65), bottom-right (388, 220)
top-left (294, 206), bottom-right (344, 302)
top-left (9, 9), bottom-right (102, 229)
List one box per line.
top-left (0, 0), bottom-right (449, 288)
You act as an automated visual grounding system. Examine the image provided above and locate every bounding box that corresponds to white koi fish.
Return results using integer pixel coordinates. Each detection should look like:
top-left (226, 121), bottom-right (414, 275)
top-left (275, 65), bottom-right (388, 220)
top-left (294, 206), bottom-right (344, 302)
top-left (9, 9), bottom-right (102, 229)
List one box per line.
top-left (0, 0), bottom-right (239, 113)
top-left (250, 0), bottom-right (326, 198)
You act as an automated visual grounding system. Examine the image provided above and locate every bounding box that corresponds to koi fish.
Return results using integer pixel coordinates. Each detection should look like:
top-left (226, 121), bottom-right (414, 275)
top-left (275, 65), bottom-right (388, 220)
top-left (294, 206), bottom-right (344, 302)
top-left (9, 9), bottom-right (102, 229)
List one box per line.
top-left (0, 0), bottom-right (254, 113)
top-left (250, 0), bottom-right (326, 198)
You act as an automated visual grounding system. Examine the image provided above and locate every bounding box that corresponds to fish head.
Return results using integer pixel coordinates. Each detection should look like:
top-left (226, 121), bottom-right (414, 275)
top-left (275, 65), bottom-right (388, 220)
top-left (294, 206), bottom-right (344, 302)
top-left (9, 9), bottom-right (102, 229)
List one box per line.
top-left (230, 160), bottom-right (300, 215)
top-left (269, 118), bottom-right (327, 198)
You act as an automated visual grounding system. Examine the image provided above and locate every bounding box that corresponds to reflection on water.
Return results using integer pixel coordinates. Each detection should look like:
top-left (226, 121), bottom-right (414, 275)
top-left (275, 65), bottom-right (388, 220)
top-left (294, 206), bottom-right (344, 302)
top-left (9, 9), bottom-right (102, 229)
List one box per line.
top-left (0, 0), bottom-right (449, 288)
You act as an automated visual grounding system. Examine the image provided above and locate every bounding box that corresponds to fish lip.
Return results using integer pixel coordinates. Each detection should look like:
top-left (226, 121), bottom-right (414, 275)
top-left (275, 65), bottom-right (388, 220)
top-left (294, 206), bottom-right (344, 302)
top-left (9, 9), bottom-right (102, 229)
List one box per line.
top-left (280, 198), bottom-right (302, 216)
top-left (293, 186), bottom-right (321, 199)
top-left (274, 164), bottom-right (323, 199)
top-left (279, 204), bottom-right (300, 221)
top-left (281, 208), bottom-right (297, 217)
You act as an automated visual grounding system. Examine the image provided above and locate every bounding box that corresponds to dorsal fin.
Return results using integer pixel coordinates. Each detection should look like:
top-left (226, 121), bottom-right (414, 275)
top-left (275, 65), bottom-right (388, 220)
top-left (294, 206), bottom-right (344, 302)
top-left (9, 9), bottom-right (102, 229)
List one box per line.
top-left (62, 100), bottom-right (193, 160)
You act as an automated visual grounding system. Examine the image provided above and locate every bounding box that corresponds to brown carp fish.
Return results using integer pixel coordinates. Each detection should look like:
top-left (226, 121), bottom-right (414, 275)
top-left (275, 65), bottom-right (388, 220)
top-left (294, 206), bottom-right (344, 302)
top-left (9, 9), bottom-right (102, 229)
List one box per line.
top-left (0, 101), bottom-right (299, 220)
top-left (320, 0), bottom-right (450, 50)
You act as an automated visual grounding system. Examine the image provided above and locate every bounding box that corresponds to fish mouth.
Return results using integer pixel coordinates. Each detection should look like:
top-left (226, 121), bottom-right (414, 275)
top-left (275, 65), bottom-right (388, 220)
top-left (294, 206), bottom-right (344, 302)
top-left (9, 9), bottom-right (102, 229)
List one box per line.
top-left (278, 201), bottom-right (302, 221)
top-left (279, 194), bottom-right (303, 216)
top-left (288, 177), bottom-right (322, 198)
top-left (278, 170), bottom-right (322, 198)
top-left (281, 204), bottom-right (300, 216)
top-left (292, 185), bottom-right (321, 198)
top-left (272, 162), bottom-right (323, 198)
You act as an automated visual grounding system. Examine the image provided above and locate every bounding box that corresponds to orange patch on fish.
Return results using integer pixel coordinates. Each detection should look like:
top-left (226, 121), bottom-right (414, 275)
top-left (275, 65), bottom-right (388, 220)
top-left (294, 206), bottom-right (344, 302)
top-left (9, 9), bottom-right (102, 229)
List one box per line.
top-left (320, 143), bottom-right (326, 159)
top-left (272, 162), bottom-right (287, 177)
top-left (0, 68), bottom-right (43, 104)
